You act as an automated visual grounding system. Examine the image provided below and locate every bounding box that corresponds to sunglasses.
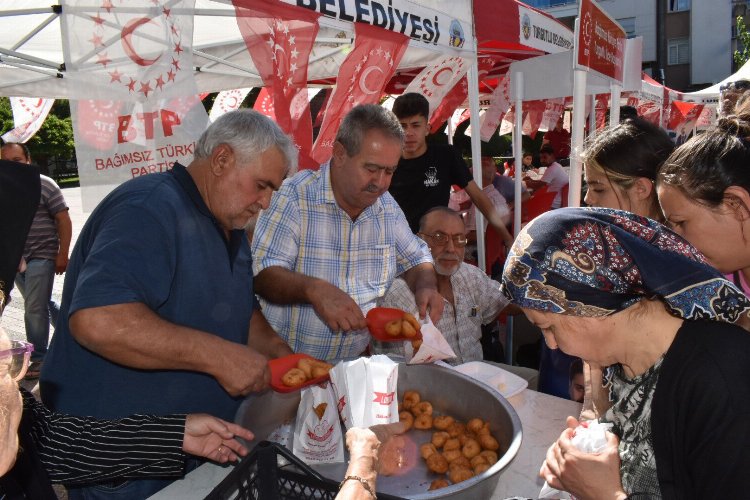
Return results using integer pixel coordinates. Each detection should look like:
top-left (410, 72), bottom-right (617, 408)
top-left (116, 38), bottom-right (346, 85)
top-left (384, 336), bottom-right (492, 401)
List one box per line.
top-left (419, 231), bottom-right (469, 248)
top-left (720, 80), bottom-right (750, 93)
top-left (0, 340), bottom-right (34, 381)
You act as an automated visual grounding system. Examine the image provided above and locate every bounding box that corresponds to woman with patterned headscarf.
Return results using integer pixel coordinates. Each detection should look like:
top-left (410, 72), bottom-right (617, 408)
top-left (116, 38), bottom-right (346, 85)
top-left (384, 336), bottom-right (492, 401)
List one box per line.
top-left (502, 207), bottom-right (750, 500)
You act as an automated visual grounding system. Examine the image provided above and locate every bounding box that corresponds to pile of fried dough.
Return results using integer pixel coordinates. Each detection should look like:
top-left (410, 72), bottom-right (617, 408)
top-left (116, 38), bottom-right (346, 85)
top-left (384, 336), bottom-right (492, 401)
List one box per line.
top-left (281, 357), bottom-right (334, 387)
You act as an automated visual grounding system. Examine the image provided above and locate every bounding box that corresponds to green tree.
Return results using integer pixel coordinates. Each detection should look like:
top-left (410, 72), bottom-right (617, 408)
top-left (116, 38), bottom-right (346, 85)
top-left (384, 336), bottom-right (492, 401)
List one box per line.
top-left (734, 16), bottom-right (750, 67)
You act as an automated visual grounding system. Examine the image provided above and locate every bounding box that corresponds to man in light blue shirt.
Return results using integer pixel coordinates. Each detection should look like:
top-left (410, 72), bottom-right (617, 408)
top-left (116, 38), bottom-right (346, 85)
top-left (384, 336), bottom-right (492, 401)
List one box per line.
top-left (253, 105), bottom-right (443, 361)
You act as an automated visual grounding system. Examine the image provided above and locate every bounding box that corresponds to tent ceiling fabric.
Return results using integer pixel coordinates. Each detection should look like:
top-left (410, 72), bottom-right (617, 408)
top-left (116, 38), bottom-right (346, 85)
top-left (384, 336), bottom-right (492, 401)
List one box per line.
top-left (0, 0), bottom-right (473, 98)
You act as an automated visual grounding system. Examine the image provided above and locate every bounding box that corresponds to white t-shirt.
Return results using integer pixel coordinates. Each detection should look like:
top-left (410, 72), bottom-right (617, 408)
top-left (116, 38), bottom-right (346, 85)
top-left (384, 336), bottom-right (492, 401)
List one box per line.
top-left (540, 161), bottom-right (569, 208)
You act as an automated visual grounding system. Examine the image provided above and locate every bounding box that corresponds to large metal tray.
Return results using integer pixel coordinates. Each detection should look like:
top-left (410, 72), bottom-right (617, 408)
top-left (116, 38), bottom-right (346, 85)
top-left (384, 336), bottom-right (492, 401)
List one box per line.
top-left (235, 360), bottom-right (522, 499)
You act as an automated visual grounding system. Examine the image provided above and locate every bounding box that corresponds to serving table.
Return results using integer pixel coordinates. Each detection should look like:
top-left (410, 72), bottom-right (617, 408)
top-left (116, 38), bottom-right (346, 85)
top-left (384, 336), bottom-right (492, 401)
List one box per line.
top-left (149, 373), bottom-right (581, 499)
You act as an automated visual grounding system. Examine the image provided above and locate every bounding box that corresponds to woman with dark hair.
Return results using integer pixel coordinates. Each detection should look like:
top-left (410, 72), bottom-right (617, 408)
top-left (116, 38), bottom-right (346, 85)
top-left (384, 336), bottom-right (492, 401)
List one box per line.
top-left (582, 118), bottom-right (674, 222)
top-left (501, 207), bottom-right (750, 499)
top-left (657, 110), bottom-right (750, 295)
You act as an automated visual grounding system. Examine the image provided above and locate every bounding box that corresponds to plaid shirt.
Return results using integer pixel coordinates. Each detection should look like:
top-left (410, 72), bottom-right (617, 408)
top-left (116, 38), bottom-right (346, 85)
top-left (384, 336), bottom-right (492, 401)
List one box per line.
top-left (374, 262), bottom-right (508, 365)
top-left (252, 163), bottom-right (433, 361)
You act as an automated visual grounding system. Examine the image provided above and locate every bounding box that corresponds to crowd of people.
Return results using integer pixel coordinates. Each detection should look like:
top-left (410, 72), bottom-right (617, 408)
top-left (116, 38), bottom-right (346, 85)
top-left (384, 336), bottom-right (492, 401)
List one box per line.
top-left (2, 80), bottom-right (750, 500)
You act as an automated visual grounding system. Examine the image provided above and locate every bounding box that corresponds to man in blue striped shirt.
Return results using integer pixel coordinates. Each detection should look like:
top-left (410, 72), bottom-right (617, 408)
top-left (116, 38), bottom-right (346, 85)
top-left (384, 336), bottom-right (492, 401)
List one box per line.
top-left (253, 105), bottom-right (443, 361)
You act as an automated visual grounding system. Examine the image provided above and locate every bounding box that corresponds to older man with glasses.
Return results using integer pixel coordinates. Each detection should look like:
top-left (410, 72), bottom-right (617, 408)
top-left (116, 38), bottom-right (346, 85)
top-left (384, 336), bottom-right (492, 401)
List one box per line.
top-left (373, 206), bottom-right (513, 365)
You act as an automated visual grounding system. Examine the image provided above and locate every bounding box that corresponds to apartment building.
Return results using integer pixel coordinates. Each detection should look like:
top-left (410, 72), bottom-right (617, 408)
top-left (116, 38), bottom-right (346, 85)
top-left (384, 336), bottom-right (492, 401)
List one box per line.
top-left (523, 0), bottom-right (732, 92)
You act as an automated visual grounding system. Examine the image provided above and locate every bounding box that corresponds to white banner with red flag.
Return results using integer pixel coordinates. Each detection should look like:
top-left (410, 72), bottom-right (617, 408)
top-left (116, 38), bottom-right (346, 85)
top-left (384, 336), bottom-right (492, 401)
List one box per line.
top-left (62, 0), bottom-right (209, 211)
top-left (479, 75), bottom-right (511, 141)
top-left (539, 98), bottom-right (565, 133)
top-left (403, 56), bottom-right (469, 121)
top-left (2, 97), bottom-right (55, 144)
top-left (311, 23), bottom-right (408, 165)
top-left (209, 88), bottom-right (253, 122)
top-left (429, 58), bottom-right (495, 133)
top-left (234, 0), bottom-right (319, 169)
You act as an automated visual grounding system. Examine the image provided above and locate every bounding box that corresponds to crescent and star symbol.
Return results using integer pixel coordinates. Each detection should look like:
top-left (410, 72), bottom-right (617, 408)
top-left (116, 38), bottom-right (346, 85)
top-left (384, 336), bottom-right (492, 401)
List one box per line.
top-left (90, 1), bottom-right (184, 99)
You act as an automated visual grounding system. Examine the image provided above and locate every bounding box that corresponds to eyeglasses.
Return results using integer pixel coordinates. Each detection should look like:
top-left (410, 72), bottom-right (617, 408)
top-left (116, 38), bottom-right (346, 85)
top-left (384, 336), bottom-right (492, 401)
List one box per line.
top-left (419, 231), bottom-right (469, 248)
top-left (720, 80), bottom-right (750, 93)
top-left (0, 340), bottom-right (34, 381)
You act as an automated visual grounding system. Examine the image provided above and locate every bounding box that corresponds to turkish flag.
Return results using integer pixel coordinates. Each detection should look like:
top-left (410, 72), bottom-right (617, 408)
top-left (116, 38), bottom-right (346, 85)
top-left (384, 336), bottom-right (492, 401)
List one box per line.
top-left (480, 75), bottom-right (511, 141)
top-left (429, 58), bottom-right (495, 133)
top-left (311, 23), bottom-right (408, 165)
top-left (2, 97), bottom-right (55, 144)
top-left (668, 101), bottom-right (704, 136)
top-left (234, 0), bottom-right (319, 166)
top-left (403, 56), bottom-right (469, 121)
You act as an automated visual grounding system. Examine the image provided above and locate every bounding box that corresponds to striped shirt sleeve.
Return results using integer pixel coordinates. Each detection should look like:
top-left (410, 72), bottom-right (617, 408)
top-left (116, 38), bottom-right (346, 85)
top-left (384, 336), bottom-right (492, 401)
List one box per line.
top-left (22, 389), bottom-right (188, 485)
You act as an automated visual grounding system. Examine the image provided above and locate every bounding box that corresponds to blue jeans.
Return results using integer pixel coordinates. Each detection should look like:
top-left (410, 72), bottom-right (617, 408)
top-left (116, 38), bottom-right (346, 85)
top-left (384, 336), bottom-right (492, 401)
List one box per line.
top-left (15, 258), bottom-right (59, 362)
top-left (67, 459), bottom-right (204, 500)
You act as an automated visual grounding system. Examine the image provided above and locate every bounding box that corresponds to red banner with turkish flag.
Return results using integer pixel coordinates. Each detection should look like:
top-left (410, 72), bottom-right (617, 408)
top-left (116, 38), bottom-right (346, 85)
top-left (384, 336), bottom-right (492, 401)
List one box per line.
top-left (234, 0), bottom-right (319, 168)
top-left (668, 101), bottom-right (705, 136)
top-left (403, 56), bottom-right (469, 121)
top-left (429, 58), bottom-right (496, 134)
top-left (62, 0), bottom-right (209, 211)
top-left (311, 23), bottom-right (408, 165)
top-left (576, 0), bottom-right (626, 82)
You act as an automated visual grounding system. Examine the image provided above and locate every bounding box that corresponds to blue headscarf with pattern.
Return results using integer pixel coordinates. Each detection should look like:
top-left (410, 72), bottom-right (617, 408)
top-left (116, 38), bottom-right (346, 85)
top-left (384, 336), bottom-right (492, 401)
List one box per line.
top-left (501, 207), bottom-right (750, 326)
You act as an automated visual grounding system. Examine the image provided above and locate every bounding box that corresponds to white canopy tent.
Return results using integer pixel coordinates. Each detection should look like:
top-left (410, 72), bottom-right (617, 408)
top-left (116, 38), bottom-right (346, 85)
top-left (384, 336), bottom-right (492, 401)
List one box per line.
top-left (683, 58), bottom-right (750, 104)
top-left (0, 0), bottom-right (475, 98)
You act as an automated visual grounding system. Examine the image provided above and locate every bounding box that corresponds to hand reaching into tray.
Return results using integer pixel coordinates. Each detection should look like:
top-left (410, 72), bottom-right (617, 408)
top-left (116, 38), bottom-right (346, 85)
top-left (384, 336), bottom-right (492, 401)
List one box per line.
top-left (337, 422), bottom-right (408, 500)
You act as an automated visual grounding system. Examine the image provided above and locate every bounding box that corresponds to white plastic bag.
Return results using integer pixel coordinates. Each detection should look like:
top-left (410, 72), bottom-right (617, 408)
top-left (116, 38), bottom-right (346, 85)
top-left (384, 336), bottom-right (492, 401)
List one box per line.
top-left (403, 316), bottom-right (456, 364)
top-left (538, 420), bottom-right (614, 499)
top-left (292, 382), bottom-right (344, 464)
top-left (329, 355), bottom-right (399, 429)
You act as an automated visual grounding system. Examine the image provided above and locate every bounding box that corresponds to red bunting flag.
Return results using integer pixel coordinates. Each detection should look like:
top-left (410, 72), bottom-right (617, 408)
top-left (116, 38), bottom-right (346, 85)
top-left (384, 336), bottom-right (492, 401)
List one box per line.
top-left (311, 23), bottom-right (408, 165)
top-left (429, 58), bottom-right (495, 133)
top-left (253, 87), bottom-right (276, 121)
top-left (234, 0), bottom-right (319, 165)
top-left (403, 56), bottom-right (468, 121)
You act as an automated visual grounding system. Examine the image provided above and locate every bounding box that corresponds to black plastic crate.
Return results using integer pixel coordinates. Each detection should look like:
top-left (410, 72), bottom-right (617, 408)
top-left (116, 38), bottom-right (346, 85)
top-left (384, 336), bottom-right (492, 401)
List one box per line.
top-left (205, 441), bottom-right (405, 500)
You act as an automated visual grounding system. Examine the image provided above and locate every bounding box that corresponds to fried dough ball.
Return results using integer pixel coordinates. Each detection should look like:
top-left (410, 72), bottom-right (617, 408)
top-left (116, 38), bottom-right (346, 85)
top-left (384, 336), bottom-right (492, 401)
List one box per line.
top-left (449, 466), bottom-right (474, 484)
top-left (281, 368), bottom-right (307, 387)
top-left (402, 390), bottom-right (420, 410)
top-left (470, 455), bottom-right (488, 468)
top-left (296, 358), bottom-right (314, 379)
top-left (479, 434), bottom-right (500, 451)
top-left (443, 449), bottom-right (462, 462)
top-left (462, 438), bottom-right (481, 459)
top-left (474, 462), bottom-right (491, 475)
top-left (477, 422), bottom-right (491, 436)
top-left (431, 431), bottom-right (450, 448)
top-left (458, 431), bottom-right (477, 446)
top-left (448, 455), bottom-right (471, 470)
top-left (433, 415), bottom-right (454, 431)
top-left (443, 438), bottom-right (461, 452)
top-left (420, 443), bottom-right (438, 460)
top-left (411, 338), bottom-right (423, 352)
top-left (401, 319), bottom-right (418, 338)
top-left (429, 478), bottom-right (450, 490)
top-left (399, 411), bottom-right (414, 431)
top-left (403, 313), bottom-right (421, 332)
top-left (385, 319), bottom-right (402, 337)
top-left (479, 450), bottom-right (498, 464)
top-left (467, 418), bottom-right (485, 434)
top-left (311, 363), bottom-right (332, 378)
top-left (426, 452), bottom-right (449, 474)
top-left (414, 413), bottom-right (433, 430)
top-left (412, 401), bottom-right (433, 417)
top-left (447, 421), bottom-right (466, 438)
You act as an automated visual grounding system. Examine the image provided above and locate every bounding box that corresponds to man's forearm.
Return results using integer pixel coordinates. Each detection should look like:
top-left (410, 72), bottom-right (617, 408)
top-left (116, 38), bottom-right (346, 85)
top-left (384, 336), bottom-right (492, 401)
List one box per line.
top-left (69, 303), bottom-right (235, 375)
top-left (247, 309), bottom-right (293, 359)
top-left (55, 211), bottom-right (72, 255)
top-left (254, 266), bottom-right (317, 304)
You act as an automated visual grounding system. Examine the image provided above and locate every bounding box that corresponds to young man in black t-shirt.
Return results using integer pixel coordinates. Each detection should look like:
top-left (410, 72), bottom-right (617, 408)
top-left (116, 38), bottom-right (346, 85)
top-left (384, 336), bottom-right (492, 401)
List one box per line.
top-left (389, 93), bottom-right (513, 248)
